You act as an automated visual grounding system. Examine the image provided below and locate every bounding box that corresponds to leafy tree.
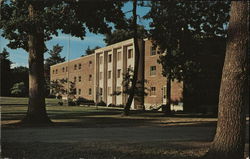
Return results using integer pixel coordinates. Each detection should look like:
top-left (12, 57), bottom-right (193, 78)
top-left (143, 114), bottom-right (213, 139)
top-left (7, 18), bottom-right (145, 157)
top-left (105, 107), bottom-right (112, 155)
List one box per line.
top-left (204, 1), bottom-right (248, 159)
top-left (44, 44), bottom-right (65, 96)
top-left (10, 82), bottom-right (27, 97)
top-left (0, 0), bottom-right (126, 124)
top-left (145, 1), bottom-right (230, 114)
top-left (82, 45), bottom-right (100, 56)
top-left (104, 25), bottom-right (147, 45)
top-left (112, 67), bottom-right (148, 104)
top-left (11, 66), bottom-right (29, 97)
top-left (123, 0), bottom-right (144, 116)
top-left (0, 48), bottom-right (12, 96)
top-left (49, 79), bottom-right (66, 99)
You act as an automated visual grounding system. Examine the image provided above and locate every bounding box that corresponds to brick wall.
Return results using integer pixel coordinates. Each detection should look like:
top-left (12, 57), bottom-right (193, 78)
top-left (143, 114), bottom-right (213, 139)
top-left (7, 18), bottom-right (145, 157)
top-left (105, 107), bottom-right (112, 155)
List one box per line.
top-left (50, 54), bottom-right (95, 100)
top-left (144, 40), bottom-right (183, 109)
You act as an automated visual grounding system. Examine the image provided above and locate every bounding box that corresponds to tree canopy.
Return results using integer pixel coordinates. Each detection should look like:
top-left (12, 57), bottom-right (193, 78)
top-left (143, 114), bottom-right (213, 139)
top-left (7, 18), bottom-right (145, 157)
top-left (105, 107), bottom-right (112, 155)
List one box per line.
top-left (0, 0), bottom-right (126, 52)
top-left (145, 1), bottom-right (230, 81)
top-left (104, 25), bottom-right (147, 45)
top-left (0, 48), bottom-right (12, 96)
top-left (0, 0), bottom-right (127, 124)
top-left (82, 46), bottom-right (101, 56)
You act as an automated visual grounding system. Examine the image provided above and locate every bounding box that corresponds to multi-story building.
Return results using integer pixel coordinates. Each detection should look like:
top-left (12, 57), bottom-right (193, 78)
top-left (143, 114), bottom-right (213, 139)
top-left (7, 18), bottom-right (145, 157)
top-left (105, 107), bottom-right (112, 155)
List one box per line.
top-left (50, 38), bottom-right (183, 110)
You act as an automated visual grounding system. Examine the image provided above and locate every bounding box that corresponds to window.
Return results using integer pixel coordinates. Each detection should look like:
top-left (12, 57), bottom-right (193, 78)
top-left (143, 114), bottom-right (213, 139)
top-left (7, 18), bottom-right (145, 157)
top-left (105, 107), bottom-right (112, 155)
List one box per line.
top-left (99, 56), bottom-right (103, 64)
top-left (128, 49), bottom-right (133, 59)
top-left (89, 61), bottom-right (92, 67)
top-left (78, 89), bottom-right (81, 95)
top-left (100, 88), bottom-right (103, 95)
top-left (117, 69), bottom-right (121, 78)
top-left (74, 64), bottom-right (77, 70)
top-left (150, 66), bottom-right (156, 76)
top-left (150, 87), bottom-right (156, 96)
top-left (78, 76), bottom-right (81, 82)
top-left (117, 52), bottom-right (121, 61)
top-left (99, 72), bottom-right (103, 80)
top-left (89, 88), bottom-right (92, 95)
top-left (62, 67), bottom-right (65, 72)
top-left (108, 71), bottom-right (112, 79)
top-left (89, 74), bottom-right (92, 81)
top-left (74, 76), bottom-right (77, 82)
top-left (66, 67), bottom-right (68, 72)
top-left (108, 54), bottom-right (112, 63)
top-left (56, 69), bottom-right (58, 74)
top-left (150, 46), bottom-right (156, 56)
top-left (78, 63), bottom-right (82, 69)
top-left (108, 87), bottom-right (111, 95)
top-left (53, 70), bottom-right (55, 74)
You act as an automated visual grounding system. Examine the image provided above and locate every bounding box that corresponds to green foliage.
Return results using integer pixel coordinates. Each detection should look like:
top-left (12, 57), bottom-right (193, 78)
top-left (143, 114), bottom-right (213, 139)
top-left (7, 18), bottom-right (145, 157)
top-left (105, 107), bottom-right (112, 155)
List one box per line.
top-left (82, 46), bottom-right (101, 56)
top-left (11, 66), bottom-right (29, 97)
top-left (10, 82), bottom-right (27, 97)
top-left (112, 67), bottom-right (148, 97)
top-left (45, 44), bottom-right (65, 66)
top-left (104, 25), bottom-right (147, 45)
top-left (0, 48), bottom-right (12, 96)
top-left (145, 1), bottom-right (230, 81)
top-left (44, 44), bottom-right (65, 97)
top-left (49, 79), bottom-right (66, 98)
top-left (0, 0), bottom-right (126, 52)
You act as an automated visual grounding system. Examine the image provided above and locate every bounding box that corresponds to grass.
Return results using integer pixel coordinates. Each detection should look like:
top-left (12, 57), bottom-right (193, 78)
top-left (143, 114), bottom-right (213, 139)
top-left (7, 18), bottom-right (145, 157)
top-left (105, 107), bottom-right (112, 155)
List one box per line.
top-left (0, 96), bottom-right (60, 106)
top-left (1, 97), bottom-right (249, 159)
top-left (1, 141), bottom-right (209, 159)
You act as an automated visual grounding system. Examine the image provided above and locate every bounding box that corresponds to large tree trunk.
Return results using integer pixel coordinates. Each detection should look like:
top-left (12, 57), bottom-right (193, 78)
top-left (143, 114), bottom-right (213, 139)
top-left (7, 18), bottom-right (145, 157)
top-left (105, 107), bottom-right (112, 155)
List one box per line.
top-left (22, 3), bottom-right (51, 124)
top-left (123, 0), bottom-right (139, 116)
top-left (204, 2), bottom-right (248, 159)
top-left (165, 77), bottom-right (172, 115)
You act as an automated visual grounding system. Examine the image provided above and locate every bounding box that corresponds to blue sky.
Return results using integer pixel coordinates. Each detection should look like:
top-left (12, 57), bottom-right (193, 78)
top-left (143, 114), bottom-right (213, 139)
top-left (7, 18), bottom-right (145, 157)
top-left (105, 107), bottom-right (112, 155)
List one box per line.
top-left (0, 2), bottom-right (151, 68)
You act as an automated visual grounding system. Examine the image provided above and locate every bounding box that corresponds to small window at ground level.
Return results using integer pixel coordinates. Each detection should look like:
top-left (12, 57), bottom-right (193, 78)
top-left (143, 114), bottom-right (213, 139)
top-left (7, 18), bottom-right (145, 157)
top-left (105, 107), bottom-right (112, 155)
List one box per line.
top-left (78, 89), bottom-right (81, 95)
top-left (89, 88), bottom-right (92, 95)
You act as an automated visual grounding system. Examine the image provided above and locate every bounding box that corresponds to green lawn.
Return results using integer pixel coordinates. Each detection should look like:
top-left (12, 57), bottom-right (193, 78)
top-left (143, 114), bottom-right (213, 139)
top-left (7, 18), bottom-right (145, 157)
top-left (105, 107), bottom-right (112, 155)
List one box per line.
top-left (1, 97), bottom-right (219, 128)
top-left (0, 96), bottom-right (60, 106)
top-left (1, 97), bottom-right (249, 159)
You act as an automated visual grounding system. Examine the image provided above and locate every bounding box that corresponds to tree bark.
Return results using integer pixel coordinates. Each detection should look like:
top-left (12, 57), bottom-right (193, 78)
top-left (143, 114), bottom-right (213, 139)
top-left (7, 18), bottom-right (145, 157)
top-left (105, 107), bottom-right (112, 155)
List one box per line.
top-left (204, 1), bottom-right (248, 159)
top-left (123, 0), bottom-right (139, 116)
top-left (163, 77), bottom-right (172, 115)
top-left (22, 3), bottom-right (51, 124)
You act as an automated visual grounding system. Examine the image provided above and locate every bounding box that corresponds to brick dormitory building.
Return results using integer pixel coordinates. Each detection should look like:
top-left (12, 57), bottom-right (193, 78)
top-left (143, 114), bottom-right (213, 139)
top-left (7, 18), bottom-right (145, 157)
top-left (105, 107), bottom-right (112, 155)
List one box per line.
top-left (50, 38), bottom-right (226, 113)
